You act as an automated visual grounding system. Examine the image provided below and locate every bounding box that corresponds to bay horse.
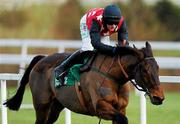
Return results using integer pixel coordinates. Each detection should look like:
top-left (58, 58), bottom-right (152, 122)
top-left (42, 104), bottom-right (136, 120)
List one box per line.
top-left (4, 42), bottom-right (165, 124)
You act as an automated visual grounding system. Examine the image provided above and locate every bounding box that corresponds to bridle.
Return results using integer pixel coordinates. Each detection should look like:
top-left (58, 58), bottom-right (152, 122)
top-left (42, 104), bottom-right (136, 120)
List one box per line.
top-left (117, 56), bottom-right (156, 96)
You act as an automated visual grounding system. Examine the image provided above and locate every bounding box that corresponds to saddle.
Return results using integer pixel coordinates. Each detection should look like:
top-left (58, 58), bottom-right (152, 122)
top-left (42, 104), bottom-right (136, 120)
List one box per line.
top-left (79, 51), bottom-right (97, 73)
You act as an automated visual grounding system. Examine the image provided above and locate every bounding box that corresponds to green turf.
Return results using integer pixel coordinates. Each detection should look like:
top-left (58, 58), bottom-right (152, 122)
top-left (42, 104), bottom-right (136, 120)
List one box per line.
top-left (1, 88), bottom-right (179, 124)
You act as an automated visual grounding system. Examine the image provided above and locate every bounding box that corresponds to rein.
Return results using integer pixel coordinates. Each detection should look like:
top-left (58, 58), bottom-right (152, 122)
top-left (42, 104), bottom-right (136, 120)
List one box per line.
top-left (132, 57), bottom-right (156, 95)
top-left (89, 54), bottom-right (155, 95)
top-left (117, 56), bottom-right (155, 95)
top-left (117, 56), bottom-right (144, 91)
top-left (91, 66), bottom-right (119, 82)
top-left (90, 56), bottom-right (121, 83)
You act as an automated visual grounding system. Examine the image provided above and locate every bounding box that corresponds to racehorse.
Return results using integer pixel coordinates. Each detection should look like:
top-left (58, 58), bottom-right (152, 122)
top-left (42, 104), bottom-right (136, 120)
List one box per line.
top-left (4, 42), bottom-right (165, 124)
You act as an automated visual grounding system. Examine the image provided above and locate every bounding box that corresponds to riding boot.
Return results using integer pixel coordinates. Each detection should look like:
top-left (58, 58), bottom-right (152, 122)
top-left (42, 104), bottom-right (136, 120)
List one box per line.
top-left (54, 50), bottom-right (82, 84)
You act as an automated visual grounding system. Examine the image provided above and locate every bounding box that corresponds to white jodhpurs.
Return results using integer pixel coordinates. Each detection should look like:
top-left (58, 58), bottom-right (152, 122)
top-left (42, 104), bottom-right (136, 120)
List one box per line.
top-left (80, 14), bottom-right (111, 51)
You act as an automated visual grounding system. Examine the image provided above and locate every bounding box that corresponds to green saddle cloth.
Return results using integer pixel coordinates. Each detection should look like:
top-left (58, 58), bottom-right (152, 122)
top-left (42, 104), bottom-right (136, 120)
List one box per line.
top-left (54, 64), bottom-right (82, 88)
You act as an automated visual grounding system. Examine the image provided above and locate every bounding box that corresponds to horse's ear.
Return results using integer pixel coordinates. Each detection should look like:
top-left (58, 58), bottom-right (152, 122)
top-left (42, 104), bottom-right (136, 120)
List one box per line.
top-left (133, 44), bottom-right (138, 49)
top-left (146, 42), bottom-right (152, 50)
top-left (145, 41), bottom-right (153, 56)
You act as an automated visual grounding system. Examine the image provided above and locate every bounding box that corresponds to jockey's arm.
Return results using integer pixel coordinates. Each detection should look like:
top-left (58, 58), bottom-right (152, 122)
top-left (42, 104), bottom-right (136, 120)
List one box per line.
top-left (90, 20), bottom-right (117, 56)
top-left (118, 21), bottom-right (129, 46)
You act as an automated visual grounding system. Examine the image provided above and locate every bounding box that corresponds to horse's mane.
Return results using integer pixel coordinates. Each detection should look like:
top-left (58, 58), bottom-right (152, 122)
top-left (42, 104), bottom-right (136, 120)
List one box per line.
top-left (116, 46), bottom-right (144, 59)
top-left (117, 42), bottom-right (153, 59)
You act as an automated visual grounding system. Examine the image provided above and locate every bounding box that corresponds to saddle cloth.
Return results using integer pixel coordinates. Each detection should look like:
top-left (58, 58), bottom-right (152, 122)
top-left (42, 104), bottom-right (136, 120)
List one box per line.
top-left (54, 64), bottom-right (82, 88)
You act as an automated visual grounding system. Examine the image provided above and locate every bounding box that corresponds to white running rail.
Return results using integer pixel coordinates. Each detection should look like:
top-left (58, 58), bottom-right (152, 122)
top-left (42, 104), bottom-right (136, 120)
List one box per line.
top-left (0, 40), bottom-right (180, 73)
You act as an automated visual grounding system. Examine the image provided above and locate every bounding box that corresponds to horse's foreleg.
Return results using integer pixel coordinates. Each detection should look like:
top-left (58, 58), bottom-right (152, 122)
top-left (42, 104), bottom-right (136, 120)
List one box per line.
top-left (112, 114), bottom-right (128, 124)
top-left (96, 100), bottom-right (128, 124)
top-left (112, 84), bottom-right (130, 124)
top-left (117, 83), bottom-right (130, 115)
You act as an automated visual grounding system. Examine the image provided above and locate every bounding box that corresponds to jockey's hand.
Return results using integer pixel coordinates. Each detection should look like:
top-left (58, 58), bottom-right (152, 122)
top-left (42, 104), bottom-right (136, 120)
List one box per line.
top-left (122, 40), bottom-right (127, 46)
top-left (114, 42), bottom-right (130, 55)
top-left (113, 45), bottom-right (123, 54)
top-left (118, 40), bottom-right (129, 46)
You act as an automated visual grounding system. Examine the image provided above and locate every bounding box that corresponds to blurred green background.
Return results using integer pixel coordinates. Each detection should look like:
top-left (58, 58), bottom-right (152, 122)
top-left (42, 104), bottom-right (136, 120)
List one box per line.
top-left (0, 0), bottom-right (179, 40)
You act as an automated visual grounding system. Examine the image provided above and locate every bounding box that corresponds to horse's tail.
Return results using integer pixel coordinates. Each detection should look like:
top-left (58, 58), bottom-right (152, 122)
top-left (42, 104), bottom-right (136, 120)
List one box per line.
top-left (3, 55), bottom-right (45, 111)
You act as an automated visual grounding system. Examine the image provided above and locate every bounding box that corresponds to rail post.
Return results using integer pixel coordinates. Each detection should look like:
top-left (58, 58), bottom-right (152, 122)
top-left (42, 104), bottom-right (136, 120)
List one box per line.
top-left (1, 79), bottom-right (7, 124)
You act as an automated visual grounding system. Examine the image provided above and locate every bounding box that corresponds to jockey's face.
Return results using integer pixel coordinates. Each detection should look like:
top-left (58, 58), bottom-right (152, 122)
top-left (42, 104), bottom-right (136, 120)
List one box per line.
top-left (107, 24), bottom-right (117, 32)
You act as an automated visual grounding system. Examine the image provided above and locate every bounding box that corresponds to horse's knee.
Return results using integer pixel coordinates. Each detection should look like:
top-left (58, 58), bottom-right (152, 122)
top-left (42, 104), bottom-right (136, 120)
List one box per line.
top-left (95, 100), bottom-right (116, 119)
top-left (113, 113), bottom-right (128, 124)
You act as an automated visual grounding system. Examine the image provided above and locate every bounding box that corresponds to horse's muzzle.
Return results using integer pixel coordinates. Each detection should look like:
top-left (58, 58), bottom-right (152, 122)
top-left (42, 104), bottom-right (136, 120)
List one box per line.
top-left (149, 85), bottom-right (165, 105)
top-left (150, 96), bottom-right (164, 105)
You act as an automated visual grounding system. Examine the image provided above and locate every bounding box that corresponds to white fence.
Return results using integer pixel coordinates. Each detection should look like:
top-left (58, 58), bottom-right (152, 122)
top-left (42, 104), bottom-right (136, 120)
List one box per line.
top-left (0, 39), bottom-right (81, 74)
top-left (1, 39), bottom-right (180, 72)
top-left (1, 39), bottom-right (180, 124)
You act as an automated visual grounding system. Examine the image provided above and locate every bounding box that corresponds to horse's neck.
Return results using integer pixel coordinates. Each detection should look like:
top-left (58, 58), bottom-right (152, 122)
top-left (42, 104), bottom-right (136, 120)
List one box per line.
top-left (93, 54), bottom-right (113, 71)
top-left (89, 51), bottom-right (143, 85)
top-left (121, 55), bottom-right (140, 78)
top-left (92, 54), bottom-right (130, 84)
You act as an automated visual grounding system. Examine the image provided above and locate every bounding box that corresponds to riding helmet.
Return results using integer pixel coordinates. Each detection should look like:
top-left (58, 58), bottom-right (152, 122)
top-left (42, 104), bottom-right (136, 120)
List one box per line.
top-left (103, 4), bottom-right (121, 25)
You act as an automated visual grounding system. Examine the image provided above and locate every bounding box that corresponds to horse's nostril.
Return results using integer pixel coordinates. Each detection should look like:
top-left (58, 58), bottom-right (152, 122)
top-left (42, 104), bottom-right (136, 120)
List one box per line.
top-left (151, 96), bottom-right (163, 105)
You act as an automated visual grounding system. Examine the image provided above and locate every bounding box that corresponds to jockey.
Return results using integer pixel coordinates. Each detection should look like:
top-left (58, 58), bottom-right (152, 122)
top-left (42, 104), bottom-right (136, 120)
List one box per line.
top-left (55, 4), bottom-right (129, 83)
